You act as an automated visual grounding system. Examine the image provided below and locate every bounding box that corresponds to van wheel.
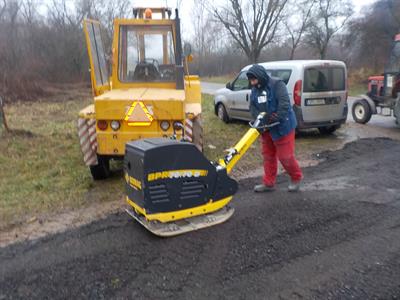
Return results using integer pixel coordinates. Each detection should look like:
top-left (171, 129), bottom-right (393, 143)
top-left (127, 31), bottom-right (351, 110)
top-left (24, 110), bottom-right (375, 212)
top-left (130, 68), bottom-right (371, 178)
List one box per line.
top-left (318, 125), bottom-right (340, 135)
top-left (90, 155), bottom-right (110, 180)
top-left (352, 99), bottom-right (372, 124)
top-left (217, 103), bottom-right (230, 123)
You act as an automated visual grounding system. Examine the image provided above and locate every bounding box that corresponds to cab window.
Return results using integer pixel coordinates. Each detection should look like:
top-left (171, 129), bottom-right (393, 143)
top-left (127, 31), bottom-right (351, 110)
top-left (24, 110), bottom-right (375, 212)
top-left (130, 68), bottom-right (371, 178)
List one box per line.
top-left (119, 25), bottom-right (176, 82)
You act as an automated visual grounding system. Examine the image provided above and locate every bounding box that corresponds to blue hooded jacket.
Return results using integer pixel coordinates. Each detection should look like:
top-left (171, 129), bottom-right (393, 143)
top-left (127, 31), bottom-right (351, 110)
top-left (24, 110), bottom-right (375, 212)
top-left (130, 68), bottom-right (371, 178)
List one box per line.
top-left (247, 64), bottom-right (297, 141)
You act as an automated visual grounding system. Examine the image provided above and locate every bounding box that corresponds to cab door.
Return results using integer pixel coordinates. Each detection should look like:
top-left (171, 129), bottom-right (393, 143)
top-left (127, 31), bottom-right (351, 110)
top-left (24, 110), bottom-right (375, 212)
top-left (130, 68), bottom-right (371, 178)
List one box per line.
top-left (83, 19), bottom-right (110, 96)
top-left (230, 71), bottom-right (251, 120)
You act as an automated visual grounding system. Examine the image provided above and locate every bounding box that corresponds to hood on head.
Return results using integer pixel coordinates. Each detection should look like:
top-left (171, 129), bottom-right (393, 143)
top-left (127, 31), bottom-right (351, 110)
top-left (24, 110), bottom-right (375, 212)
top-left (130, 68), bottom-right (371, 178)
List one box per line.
top-left (246, 64), bottom-right (270, 88)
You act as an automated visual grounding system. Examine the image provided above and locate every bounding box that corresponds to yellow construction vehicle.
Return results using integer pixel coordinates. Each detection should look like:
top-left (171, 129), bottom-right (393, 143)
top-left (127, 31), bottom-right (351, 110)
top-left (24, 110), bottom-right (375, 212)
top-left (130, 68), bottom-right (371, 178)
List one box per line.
top-left (78, 8), bottom-right (202, 179)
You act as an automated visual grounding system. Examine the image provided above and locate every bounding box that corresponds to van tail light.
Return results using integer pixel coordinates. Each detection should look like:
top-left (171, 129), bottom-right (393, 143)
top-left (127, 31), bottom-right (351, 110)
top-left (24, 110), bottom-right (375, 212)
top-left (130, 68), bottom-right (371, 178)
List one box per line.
top-left (293, 80), bottom-right (302, 106)
top-left (97, 120), bottom-right (108, 131)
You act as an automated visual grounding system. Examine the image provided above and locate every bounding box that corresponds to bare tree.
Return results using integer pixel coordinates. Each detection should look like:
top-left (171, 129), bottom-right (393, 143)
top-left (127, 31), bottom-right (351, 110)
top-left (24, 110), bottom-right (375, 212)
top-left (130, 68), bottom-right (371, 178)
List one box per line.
top-left (306, 0), bottom-right (353, 59)
top-left (0, 0), bottom-right (6, 19)
top-left (284, 0), bottom-right (316, 59)
top-left (385, 0), bottom-right (400, 27)
top-left (212, 0), bottom-right (289, 63)
top-left (344, 0), bottom-right (400, 71)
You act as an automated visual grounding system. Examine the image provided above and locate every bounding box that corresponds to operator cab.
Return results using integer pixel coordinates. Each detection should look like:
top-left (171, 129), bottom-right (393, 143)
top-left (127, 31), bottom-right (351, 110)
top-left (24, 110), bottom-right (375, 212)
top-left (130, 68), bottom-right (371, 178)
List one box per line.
top-left (84, 7), bottom-right (185, 96)
top-left (119, 9), bottom-right (177, 83)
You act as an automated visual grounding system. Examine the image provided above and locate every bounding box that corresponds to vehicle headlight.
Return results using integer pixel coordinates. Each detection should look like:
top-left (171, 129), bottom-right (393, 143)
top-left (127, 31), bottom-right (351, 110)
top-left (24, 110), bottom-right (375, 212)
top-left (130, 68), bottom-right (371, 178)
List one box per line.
top-left (160, 121), bottom-right (170, 131)
top-left (110, 120), bottom-right (120, 131)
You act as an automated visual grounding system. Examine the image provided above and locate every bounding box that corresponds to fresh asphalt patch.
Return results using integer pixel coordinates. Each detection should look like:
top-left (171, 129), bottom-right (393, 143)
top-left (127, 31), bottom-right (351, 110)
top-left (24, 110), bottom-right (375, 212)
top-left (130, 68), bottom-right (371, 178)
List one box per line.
top-left (1, 138), bottom-right (400, 299)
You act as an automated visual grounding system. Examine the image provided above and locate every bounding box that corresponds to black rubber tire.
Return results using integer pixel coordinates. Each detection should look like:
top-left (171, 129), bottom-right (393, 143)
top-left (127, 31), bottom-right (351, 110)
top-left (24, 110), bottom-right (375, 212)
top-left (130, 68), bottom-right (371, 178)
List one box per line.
top-left (318, 125), bottom-right (340, 135)
top-left (90, 155), bottom-right (110, 180)
top-left (217, 103), bottom-right (230, 123)
top-left (352, 99), bottom-right (372, 124)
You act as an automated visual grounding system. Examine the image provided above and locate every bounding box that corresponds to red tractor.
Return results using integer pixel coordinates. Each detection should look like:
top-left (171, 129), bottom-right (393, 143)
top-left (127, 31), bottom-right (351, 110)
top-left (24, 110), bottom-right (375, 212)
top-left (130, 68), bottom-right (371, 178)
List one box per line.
top-left (352, 34), bottom-right (400, 125)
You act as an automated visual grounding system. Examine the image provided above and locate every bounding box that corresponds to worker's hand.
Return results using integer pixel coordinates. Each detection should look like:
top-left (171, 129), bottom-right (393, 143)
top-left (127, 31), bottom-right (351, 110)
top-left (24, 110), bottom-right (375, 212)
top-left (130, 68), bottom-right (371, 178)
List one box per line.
top-left (267, 112), bottom-right (279, 124)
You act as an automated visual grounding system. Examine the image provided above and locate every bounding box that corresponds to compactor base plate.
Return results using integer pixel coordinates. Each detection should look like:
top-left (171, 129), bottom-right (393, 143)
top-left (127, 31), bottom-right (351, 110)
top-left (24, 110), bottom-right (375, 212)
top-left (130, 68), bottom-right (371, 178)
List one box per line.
top-left (125, 206), bottom-right (234, 237)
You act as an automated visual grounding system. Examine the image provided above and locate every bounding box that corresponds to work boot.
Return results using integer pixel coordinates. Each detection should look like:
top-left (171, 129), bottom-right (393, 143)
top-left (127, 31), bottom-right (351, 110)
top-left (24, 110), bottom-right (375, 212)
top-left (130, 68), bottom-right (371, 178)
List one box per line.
top-left (254, 184), bottom-right (275, 193)
top-left (288, 180), bottom-right (302, 192)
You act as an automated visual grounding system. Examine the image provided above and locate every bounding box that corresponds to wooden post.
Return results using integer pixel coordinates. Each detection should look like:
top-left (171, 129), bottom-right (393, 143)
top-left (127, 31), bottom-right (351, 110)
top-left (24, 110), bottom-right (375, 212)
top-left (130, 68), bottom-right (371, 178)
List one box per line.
top-left (0, 96), bottom-right (9, 132)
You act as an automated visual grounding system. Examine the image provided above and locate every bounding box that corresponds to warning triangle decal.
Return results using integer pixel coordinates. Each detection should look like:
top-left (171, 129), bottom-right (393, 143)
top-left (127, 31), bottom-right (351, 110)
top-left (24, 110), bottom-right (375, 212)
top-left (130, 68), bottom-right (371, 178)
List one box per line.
top-left (124, 101), bottom-right (153, 126)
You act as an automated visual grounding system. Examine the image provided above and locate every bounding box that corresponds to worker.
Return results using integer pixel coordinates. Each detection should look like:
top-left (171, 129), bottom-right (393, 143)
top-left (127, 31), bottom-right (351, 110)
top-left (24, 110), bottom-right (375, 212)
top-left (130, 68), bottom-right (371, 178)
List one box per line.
top-left (246, 64), bottom-right (303, 192)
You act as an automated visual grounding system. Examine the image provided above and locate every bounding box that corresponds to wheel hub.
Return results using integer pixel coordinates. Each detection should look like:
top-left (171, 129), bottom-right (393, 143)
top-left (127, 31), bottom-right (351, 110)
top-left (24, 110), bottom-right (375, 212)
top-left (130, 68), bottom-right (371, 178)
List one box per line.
top-left (218, 106), bottom-right (224, 119)
top-left (355, 104), bottom-right (365, 119)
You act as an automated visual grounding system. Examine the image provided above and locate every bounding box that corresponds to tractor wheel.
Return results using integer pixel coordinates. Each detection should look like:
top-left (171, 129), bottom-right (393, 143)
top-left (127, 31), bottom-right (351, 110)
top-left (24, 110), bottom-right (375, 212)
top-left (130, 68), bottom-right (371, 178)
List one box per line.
top-left (318, 125), bottom-right (340, 135)
top-left (192, 115), bottom-right (203, 152)
top-left (217, 103), bottom-right (230, 123)
top-left (352, 99), bottom-right (372, 124)
top-left (90, 155), bottom-right (110, 180)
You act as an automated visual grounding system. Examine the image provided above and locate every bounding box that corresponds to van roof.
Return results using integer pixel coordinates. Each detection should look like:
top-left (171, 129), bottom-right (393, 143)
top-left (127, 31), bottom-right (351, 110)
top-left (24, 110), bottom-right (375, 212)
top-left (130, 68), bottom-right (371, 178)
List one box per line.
top-left (241, 60), bottom-right (346, 72)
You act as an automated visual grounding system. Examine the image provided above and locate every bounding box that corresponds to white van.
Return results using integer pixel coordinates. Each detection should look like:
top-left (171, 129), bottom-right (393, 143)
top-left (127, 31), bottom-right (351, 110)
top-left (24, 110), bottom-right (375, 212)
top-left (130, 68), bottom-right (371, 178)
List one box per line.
top-left (214, 60), bottom-right (348, 134)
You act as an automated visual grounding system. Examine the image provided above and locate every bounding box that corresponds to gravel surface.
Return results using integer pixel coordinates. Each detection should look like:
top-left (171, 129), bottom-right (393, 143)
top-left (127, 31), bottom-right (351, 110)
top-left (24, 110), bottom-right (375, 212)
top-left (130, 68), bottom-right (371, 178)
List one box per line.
top-left (1, 138), bottom-right (400, 300)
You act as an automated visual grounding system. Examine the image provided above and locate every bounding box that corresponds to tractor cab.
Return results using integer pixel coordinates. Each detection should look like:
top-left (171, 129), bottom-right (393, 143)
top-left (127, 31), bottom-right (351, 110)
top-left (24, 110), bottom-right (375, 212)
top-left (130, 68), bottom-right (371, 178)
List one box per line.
top-left (383, 33), bottom-right (400, 97)
top-left (78, 8), bottom-right (202, 180)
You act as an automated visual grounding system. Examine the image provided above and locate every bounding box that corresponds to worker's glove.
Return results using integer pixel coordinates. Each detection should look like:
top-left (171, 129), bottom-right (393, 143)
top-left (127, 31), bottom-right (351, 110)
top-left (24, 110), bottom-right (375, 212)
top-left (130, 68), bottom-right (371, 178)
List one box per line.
top-left (267, 112), bottom-right (279, 124)
top-left (250, 112), bottom-right (268, 133)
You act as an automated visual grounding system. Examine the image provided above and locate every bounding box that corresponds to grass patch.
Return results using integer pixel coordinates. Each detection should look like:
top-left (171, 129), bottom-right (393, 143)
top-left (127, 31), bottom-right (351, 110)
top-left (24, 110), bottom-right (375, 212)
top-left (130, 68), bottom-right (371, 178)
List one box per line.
top-left (0, 92), bottom-right (263, 229)
top-left (202, 94), bottom-right (262, 172)
top-left (349, 83), bottom-right (366, 97)
top-left (0, 90), bottom-right (123, 229)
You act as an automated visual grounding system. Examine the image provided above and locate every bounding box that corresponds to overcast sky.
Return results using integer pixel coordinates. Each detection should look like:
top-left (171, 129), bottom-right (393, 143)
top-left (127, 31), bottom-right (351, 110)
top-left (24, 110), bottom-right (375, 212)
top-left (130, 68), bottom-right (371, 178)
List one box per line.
top-left (132, 0), bottom-right (377, 38)
top-left (135, 0), bottom-right (377, 12)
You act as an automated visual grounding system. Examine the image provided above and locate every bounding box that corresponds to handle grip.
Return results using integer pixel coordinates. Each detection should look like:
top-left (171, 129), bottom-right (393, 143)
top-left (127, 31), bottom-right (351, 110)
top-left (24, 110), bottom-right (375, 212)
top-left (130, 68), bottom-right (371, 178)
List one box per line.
top-left (249, 112), bottom-right (280, 131)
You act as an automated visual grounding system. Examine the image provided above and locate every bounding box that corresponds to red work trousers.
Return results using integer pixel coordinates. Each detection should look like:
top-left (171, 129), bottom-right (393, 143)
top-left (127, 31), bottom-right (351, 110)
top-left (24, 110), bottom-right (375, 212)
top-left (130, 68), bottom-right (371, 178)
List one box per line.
top-left (261, 130), bottom-right (303, 186)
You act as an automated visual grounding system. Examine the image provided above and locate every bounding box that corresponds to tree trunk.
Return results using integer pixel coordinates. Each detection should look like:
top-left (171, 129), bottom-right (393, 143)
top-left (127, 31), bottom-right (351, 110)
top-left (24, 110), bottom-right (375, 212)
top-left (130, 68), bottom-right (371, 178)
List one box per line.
top-left (248, 49), bottom-right (261, 64)
top-left (0, 96), bottom-right (9, 132)
top-left (320, 45), bottom-right (327, 59)
top-left (289, 47), bottom-right (295, 60)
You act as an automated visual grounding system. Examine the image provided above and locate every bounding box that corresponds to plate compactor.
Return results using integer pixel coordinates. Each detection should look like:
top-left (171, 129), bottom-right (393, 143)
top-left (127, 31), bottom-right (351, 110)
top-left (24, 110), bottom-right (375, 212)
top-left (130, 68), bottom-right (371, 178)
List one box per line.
top-left (124, 113), bottom-right (276, 236)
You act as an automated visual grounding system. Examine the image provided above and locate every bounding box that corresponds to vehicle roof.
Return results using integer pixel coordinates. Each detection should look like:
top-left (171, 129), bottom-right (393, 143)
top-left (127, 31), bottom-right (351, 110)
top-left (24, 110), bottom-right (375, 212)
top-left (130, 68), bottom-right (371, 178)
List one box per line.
top-left (241, 60), bottom-right (346, 72)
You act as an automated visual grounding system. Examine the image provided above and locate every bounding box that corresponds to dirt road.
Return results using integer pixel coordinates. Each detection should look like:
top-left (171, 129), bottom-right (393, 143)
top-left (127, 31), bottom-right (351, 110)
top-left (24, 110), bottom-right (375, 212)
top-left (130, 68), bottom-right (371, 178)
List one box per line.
top-left (1, 137), bottom-right (400, 299)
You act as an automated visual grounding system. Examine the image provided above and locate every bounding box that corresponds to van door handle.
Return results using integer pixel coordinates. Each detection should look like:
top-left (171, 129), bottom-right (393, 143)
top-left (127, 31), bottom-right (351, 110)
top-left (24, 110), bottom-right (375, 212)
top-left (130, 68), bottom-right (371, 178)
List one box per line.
top-left (246, 94), bottom-right (249, 101)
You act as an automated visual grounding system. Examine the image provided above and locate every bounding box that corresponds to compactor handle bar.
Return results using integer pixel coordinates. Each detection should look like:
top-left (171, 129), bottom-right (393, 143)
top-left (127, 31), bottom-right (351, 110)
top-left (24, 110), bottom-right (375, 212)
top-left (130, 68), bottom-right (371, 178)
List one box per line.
top-left (220, 113), bottom-right (280, 174)
top-left (249, 112), bottom-right (280, 131)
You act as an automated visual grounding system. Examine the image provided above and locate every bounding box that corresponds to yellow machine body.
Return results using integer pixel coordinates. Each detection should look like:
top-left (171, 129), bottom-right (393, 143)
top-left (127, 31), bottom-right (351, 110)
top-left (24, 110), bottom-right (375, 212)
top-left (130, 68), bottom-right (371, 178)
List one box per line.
top-left (124, 127), bottom-right (261, 236)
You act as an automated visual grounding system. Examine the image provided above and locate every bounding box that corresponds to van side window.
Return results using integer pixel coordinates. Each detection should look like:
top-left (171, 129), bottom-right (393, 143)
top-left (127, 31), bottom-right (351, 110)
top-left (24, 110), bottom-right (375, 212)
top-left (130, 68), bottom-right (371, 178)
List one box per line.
top-left (265, 69), bottom-right (292, 85)
top-left (265, 69), bottom-right (273, 77)
top-left (274, 70), bottom-right (292, 84)
top-left (232, 72), bottom-right (250, 90)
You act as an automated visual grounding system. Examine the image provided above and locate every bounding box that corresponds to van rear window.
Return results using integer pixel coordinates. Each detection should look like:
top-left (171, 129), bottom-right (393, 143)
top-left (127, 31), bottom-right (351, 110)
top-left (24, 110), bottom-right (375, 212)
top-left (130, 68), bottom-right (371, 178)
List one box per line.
top-left (304, 67), bottom-right (345, 92)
